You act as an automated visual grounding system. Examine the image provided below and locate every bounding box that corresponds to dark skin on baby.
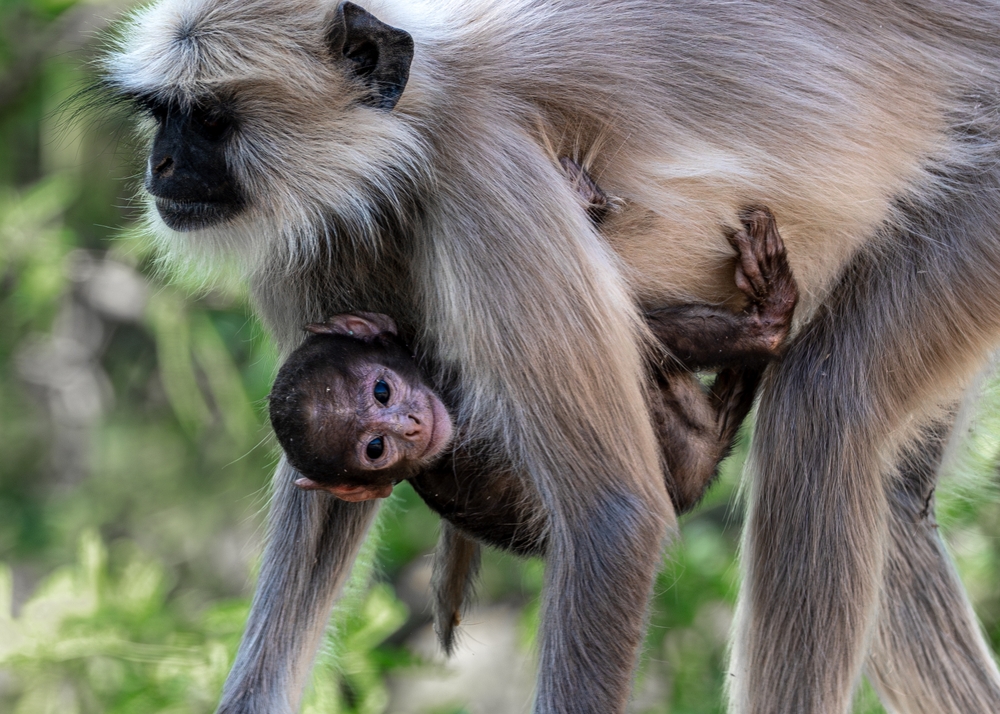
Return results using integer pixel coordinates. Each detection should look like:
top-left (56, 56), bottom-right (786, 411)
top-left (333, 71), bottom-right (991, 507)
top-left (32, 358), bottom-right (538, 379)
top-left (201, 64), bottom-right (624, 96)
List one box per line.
top-left (269, 205), bottom-right (799, 553)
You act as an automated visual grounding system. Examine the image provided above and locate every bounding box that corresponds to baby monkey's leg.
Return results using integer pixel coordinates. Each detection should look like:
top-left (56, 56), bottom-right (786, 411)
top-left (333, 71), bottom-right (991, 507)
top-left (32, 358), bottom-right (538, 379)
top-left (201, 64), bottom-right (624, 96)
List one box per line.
top-left (649, 207), bottom-right (798, 512)
top-left (647, 207), bottom-right (799, 369)
top-left (559, 156), bottom-right (611, 224)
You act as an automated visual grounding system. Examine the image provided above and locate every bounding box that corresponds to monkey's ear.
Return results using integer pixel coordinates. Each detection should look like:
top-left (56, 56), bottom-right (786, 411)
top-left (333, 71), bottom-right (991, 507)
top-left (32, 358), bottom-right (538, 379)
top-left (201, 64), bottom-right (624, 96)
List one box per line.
top-left (306, 312), bottom-right (398, 340)
top-left (327, 2), bottom-right (414, 110)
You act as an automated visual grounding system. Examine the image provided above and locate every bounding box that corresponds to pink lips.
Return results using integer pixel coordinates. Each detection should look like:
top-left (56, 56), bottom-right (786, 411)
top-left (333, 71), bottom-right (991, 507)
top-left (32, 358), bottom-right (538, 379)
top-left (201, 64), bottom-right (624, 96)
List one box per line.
top-left (421, 393), bottom-right (454, 460)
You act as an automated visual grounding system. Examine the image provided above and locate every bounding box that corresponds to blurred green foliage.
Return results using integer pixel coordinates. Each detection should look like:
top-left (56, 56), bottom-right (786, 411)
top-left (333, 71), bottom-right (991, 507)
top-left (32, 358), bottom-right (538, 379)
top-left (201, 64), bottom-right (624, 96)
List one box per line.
top-left (0, 1), bottom-right (998, 712)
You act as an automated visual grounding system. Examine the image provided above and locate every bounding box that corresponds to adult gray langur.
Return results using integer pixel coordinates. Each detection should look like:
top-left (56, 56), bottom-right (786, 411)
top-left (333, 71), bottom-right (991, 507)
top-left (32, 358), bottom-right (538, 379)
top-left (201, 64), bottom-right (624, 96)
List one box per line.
top-left (102, 1), bottom-right (1000, 712)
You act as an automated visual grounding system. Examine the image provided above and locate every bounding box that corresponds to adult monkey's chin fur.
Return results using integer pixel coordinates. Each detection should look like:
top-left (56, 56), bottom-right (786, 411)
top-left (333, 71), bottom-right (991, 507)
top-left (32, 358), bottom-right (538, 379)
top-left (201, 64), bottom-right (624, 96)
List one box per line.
top-left (104, 1), bottom-right (1000, 713)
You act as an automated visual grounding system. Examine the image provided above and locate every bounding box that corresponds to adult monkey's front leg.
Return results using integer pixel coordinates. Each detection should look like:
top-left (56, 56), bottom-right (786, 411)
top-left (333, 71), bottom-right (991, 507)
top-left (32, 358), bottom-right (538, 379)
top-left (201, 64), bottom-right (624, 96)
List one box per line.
top-left (419, 157), bottom-right (676, 713)
top-left (218, 458), bottom-right (380, 714)
top-left (534, 480), bottom-right (671, 711)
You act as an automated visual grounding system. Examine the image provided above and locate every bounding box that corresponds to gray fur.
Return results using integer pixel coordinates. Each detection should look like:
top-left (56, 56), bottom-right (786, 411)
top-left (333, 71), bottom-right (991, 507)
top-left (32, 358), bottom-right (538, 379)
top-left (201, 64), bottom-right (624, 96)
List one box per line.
top-left (103, 1), bottom-right (1000, 712)
top-left (867, 420), bottom-right (1000, 713)
top-left (220, 459), bottom-right (380, 713)
top-left (732, 140), bottom-right (1000, 712)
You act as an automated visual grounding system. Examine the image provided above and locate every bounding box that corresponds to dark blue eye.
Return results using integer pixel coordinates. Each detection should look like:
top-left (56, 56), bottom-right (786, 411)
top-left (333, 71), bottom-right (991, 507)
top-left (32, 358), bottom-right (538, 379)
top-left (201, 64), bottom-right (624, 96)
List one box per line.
top-left (373, 379), bottom-right (390, 404)
top-left (366, 437), bottom-right (385, 460)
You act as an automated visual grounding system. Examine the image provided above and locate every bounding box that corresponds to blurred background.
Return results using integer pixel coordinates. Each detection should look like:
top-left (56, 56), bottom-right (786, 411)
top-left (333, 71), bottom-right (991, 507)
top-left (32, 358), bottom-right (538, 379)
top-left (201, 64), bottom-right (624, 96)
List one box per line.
top-left (0, 1), bottom-right (998, 712)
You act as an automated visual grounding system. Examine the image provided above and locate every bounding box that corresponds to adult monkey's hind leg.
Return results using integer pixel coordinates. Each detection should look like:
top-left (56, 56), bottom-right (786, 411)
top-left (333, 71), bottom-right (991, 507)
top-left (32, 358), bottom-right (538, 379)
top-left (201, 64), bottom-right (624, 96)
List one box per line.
top-left (732, 142), bottom-right (1000, 713)
top-left (866, 421), bottom-right (1000, 713)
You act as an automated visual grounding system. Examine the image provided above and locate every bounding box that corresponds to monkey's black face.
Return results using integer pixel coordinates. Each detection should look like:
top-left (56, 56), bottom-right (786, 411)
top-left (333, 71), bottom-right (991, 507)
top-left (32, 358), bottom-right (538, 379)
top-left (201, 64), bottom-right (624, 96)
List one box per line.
top-left (143, 101), bottom-right (244, 231)
top-left (110, 1), bottom-right (417, 235)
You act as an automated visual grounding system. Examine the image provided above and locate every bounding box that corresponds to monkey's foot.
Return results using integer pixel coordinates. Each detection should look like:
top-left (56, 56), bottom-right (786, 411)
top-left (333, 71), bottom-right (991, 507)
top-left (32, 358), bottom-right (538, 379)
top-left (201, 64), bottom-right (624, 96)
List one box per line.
top-left (727, 206), bottom-right (799, 353)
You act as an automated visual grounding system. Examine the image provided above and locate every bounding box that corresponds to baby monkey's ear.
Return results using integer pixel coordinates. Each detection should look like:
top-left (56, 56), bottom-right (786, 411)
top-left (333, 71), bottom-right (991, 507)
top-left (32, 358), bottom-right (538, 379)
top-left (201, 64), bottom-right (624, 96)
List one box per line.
top-left (306, 312), bottom-right (398, 341)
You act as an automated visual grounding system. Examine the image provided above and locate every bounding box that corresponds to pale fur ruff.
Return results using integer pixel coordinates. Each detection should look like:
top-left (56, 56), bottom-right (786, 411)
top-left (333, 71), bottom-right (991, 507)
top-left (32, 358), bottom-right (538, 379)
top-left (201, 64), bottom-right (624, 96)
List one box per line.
top-left (107, 0), bottom-right (967, 313)
top-left (105, 1), bottom-right (1000, 713)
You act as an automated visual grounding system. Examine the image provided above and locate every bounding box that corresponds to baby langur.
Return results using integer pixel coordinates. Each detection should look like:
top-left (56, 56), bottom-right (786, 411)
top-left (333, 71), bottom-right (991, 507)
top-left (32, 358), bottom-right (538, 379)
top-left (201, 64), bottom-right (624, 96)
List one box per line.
top-left (270, 204), bottom-right (798, 520)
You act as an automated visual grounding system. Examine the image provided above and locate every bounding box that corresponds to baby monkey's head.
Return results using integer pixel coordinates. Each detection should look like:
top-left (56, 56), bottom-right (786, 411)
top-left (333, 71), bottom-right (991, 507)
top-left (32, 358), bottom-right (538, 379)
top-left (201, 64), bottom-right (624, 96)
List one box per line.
top-left (270, 313), bottom-right (454, 502)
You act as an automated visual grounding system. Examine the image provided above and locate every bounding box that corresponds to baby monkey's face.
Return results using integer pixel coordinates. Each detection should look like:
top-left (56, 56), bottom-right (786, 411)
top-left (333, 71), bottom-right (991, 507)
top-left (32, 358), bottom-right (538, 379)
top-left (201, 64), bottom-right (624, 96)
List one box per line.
top-left (270, 313), bottom-right (454, 502)
top-left (327, 359), bottom-right (453, 499)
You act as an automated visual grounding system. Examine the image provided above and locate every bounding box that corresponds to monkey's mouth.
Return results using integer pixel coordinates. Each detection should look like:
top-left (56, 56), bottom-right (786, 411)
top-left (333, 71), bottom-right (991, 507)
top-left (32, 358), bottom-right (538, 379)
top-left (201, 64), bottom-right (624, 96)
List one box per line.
top-left (422, 394), bottom-right (454, 460)
top-left (153, 196), bottom-right (243, 231)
